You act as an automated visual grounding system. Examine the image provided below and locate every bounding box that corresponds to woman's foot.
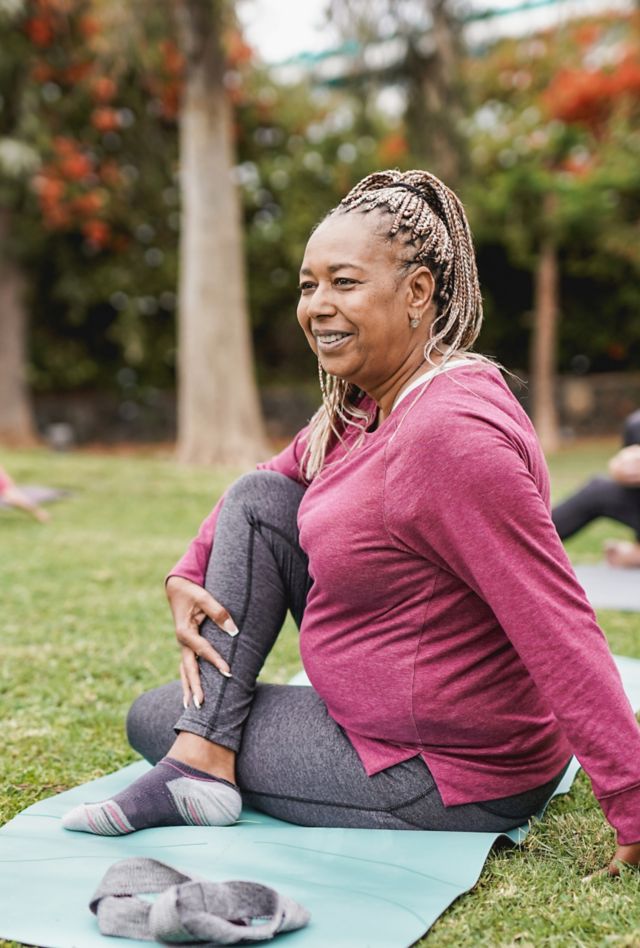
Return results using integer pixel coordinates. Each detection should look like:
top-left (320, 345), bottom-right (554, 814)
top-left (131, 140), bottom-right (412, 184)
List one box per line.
top-left (604, 539), bottom-right (640, 569)
top-left (62, 757), bottom-right (242, 835)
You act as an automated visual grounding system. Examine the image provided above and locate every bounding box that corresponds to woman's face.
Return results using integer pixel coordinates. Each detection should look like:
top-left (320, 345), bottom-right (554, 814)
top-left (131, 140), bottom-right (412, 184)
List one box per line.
top-left (297, 211), bottom-right (434, 399)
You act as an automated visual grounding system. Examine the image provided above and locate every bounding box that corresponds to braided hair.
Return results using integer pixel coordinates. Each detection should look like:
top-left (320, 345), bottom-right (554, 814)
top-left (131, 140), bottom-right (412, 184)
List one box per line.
top-left (302, 169), bottom-right (485, 481)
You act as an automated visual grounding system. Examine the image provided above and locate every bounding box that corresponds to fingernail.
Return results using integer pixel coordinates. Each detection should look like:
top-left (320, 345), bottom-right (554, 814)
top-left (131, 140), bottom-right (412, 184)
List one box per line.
top-left (193, 696), bottom-right (201, 709)
top-left (183, 699), bottom-right (189, 710)
top-left (222, 619), bottom-right (239, 637)
top-left (220, 669), bottom-right (233, 679)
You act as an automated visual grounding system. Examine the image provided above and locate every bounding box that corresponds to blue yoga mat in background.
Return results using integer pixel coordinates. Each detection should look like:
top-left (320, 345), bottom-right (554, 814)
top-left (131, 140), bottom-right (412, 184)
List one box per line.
top-left (574, 563), bottom-right (640, 612)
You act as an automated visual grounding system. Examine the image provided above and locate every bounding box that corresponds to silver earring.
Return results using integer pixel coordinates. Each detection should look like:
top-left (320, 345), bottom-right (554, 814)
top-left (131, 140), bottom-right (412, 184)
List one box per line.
top-left (410, 317), bottom-right (421, 329)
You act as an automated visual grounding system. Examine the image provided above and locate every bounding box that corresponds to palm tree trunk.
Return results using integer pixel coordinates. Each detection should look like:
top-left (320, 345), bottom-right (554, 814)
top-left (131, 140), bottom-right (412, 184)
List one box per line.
top-left (175, 0), bottom-right (267, 466)
top-left (0, 208), bottom-right (37, 446)
top-left (531, 225), bottom-right (560, 454)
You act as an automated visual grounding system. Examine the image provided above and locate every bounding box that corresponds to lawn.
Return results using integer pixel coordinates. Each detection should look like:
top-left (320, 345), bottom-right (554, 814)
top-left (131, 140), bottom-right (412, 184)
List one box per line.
top-left (1, 438), bottom-right (639, 947)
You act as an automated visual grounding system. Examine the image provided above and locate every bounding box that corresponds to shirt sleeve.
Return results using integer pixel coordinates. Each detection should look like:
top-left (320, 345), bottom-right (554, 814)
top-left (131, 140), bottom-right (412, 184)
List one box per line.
top-left (168, 425), bottom-right (310, 586)
top-left (387, 415), bottom-right (640, 844)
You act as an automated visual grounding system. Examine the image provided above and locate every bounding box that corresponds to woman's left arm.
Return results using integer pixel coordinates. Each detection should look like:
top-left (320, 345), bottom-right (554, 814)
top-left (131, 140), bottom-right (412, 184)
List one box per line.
top-left (391, 417), bottom-right (640, 868)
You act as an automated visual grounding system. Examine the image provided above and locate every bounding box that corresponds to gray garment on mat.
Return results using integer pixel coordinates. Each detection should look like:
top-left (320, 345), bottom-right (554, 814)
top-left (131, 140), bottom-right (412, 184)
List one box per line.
top-left (90, 857), bottom-right (310, 943)
top-left (127, 471), bottom-right (568, 832)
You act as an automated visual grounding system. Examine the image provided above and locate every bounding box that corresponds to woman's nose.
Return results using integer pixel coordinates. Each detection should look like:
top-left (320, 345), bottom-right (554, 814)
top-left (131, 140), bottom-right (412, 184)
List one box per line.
top-left (307, 283), bottom-right (337, 318)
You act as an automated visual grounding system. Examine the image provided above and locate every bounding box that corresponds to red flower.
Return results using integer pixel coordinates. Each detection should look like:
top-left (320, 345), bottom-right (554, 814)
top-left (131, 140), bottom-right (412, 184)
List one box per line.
top-left (226, 29), bottom-right (254, 67)
top-left (379, 132), bottom-right (408, 162)
top-left (43, 204), bottom-right (72, 230)
top-left (60, 152), bottom-right (93, 181)
top-left (61, 62), bottom-right (93, 85)
top-left (573, 23), bottom-right (601, 47)
top-left (53, 137), bottom-right (76, 157)
top-left (25, 17), bottom-right (54, 47)
top-left (78, 14), bottom-right (100, 39)
top-left (91, 76), bottom-right (117, 104)
top-left (70, 192), bottom-right (105, 216)
top-left (91, 108), bottom-right (121, 133)
top-left (82, 219), bottom-right (111, 247)
top-left (99, 161), bottom-right (123, 187)
top-left (161, 40), bottom-right (184, 77)
top-left (32, 62), bottom-right (54, 82)
top-left (35, 174), bottom-right (65, 204)
top-left (543, 57), bottom-right (640, 127)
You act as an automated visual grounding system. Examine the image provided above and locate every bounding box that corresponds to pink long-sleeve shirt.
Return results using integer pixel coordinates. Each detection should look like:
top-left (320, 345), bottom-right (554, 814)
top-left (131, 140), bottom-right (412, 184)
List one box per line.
top-left (171, 364), bottom-right (640, 844)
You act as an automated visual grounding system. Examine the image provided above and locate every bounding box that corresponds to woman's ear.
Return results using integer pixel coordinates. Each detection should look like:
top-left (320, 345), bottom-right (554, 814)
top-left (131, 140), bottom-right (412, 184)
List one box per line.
top-left (406, 266), bottom-right (436, 315)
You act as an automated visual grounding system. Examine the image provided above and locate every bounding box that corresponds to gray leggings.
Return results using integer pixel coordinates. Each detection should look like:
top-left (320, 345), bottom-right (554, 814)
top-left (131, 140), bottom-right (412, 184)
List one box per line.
top-left (127, 471), bottom-right (568, 831)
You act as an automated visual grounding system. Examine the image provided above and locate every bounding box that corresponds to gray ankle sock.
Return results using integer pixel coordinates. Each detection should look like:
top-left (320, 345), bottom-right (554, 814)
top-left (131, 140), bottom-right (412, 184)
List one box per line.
top-left (62, 757), bottom-right (241, 835)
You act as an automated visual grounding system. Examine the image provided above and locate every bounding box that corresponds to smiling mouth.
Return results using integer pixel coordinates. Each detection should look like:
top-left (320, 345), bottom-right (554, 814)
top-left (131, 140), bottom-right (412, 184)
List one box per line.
top-left (314, 331), bottom-right (353, 350)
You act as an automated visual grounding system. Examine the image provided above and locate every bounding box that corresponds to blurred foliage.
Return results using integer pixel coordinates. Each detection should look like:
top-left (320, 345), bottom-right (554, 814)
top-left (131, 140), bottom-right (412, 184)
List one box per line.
top-left (235, 73), bottom-right (395, 380)
top-left (0, 0), bottom-right (394, 396)
top-left (464, 11), bottom-right (640, 373)
top-left (2, 2), bottom-right (640, 395)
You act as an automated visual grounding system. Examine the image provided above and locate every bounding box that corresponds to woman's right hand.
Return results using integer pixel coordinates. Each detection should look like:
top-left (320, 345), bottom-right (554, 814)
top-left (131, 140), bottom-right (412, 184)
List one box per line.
top-left (609, 841), bottom-right (640, 875)
top-left (165, 575), bottom-right (238, 710)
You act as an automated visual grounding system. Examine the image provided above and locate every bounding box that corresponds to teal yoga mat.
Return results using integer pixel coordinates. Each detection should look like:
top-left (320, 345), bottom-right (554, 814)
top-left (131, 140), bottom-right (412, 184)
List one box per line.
top-left (1, 654), bottom-right (640, 948)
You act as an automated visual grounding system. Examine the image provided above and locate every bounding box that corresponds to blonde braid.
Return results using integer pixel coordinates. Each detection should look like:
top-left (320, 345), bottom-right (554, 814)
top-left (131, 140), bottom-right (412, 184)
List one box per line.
top-left (302, 169), bottom-right (485, 481)
top-left (301, 364), bottom-right (372, 482)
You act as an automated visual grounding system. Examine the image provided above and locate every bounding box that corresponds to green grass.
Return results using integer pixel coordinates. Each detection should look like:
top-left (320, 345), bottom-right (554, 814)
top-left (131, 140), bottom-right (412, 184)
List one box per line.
top-left (0, 440), bottom-right (639, 947)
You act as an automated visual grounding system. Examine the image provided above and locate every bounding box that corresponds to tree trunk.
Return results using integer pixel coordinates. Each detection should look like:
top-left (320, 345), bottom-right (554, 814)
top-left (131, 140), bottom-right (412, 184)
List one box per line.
top-left (175, 0), bottom-right (268, 466)
top-left (405, 0), bottom-right (466, 186)
top-left (0, 208), bottom-right (37, 446)
top-left (531, 229), bottom-right (560, 454)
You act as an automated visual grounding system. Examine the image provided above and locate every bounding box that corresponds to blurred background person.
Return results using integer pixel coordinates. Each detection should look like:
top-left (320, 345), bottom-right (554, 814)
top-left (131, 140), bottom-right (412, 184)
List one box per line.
top-left (0, 463), bottom-right (49, 522)
top-left (552, 410), bottom-right (640, 567)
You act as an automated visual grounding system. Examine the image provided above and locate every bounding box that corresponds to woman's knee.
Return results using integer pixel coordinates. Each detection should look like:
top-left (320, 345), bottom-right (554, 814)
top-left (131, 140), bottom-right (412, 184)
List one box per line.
top-left (226, 470), bottom-right (304, 505)
top-left (224, 471), bottom-right (306, 530)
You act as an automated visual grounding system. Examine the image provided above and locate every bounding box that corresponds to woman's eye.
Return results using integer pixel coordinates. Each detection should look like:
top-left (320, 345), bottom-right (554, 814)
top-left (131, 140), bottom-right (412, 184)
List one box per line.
top-left (335, 278), bottom-right (356, 287)
top-left (298, 282), bottom-right (316, 292)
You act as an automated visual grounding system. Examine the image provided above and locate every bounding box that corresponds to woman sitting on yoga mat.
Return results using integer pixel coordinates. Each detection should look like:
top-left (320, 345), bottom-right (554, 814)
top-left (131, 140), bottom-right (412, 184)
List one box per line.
top-left (552, 410), bottom-right (640, 568)
top-left (64, 169), bottom-right (640, 873)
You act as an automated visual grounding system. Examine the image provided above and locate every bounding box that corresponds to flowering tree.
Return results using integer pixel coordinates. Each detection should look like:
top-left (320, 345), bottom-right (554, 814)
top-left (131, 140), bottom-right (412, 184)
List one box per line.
top-left (0, 0), bottom-right (183, 440)
top-left (0, 0), bottom-right (411, 450)
top-left (327, 0), bottom-right (467, 185)
top-left (0, 0), bottom-right (270, 461)
top-left (466, 13), bottom-right (640, 450)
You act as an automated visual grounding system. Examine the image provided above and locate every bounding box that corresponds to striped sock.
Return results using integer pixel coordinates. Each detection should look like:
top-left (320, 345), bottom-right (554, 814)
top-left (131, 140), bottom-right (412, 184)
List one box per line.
top-left (61, 757), bottom-right (241, 836)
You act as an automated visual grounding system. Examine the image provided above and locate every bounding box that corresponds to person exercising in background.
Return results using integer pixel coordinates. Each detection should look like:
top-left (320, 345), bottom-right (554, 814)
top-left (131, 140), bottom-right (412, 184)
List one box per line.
top-left (0, 463), bottom-right (49, 522)
top-left (552, 410), bottom-right (640, 567)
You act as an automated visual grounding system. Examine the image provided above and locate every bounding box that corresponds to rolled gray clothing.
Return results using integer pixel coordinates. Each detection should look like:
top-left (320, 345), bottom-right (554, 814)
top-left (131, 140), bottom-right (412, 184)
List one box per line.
top-left (128, 470), bottom-right (568, 832)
